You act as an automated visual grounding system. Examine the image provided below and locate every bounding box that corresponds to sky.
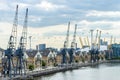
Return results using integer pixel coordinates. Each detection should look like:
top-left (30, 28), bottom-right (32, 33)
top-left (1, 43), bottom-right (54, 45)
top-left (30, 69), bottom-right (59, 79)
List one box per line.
top-left (0, 0), bottom-right (120, 49)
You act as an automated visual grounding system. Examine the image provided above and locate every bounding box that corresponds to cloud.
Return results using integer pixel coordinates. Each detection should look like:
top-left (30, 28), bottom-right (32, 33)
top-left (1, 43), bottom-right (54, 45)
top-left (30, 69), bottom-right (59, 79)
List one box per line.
top-left (86, 10), bottom-right (120, 18)
top-left (0, 1), bottom-right (10, 10)
top-left (77, 20), bottom-right (113, 30)
top-left (35, 1), bottom-right (66, 11)
top-left (1, 19), bottom-right (120, 49)
top-left (29, 15), bottom-right (42, 22)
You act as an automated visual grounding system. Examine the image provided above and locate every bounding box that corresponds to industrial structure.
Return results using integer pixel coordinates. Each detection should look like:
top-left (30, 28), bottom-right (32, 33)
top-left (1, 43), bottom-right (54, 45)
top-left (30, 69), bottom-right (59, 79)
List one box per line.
top-left (69, 24), bottom-right (77, 63)
top-left (36, 44), bottom-right (46, 51)
top-left (1, 3), bottom-right (120, 80)
top-left (2, 5), bottom-right (28, 78)
top-left (3, 5), bottom-right (18, 78)
top-left (90, 30), bottom-right (101, 62)
top-left (61, 22), bottom-right (70, 64)
top-left (15, 8), bottom-right (28, 75)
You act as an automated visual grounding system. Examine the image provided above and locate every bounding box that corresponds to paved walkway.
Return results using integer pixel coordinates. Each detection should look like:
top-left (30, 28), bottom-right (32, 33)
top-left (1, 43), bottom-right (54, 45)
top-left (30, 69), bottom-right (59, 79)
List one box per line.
top-left (1, 60), bottom-right (111, 80)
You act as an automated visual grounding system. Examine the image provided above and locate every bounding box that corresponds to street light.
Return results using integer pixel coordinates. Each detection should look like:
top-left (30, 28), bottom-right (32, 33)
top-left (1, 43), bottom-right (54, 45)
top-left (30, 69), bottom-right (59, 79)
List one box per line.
top-left (90, 29), bottom-right (94, 49)
top-left (29, 36), bottom-right (32, 51)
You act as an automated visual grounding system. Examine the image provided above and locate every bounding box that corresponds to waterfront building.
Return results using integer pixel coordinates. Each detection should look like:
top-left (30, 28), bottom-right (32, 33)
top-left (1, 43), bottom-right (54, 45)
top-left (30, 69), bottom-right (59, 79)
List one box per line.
top-left (0, 48), bottom-right (4, 72)
top-left (111, 44), bottom-right (120, 58)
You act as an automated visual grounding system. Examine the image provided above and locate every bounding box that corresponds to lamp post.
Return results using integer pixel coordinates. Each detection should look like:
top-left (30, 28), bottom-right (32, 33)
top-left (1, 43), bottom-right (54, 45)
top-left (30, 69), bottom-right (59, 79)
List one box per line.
top-left (90, 29), bottom-right (94, 49)
top-left (29, 36), bottom-right (32, 51)
top-left (39, 53), bottom-right (42, 70)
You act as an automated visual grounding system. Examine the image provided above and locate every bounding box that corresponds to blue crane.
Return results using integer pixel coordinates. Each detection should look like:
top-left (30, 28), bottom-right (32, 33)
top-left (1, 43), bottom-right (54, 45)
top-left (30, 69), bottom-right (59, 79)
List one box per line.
top-left (90, 30), bottom-right (101, 62)
top-left (69, 24), bottom-right (77, 64)
top-left (3, 5), bottom-right (18, 78)
top-left (16, 8), bottom-right (28, 75)
top-left (61, 22), bottom-right (70, 64)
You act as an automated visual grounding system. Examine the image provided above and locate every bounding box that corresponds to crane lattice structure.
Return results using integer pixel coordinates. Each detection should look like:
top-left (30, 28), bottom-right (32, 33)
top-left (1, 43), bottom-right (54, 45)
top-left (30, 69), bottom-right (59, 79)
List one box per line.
top-left (62, 22), bottom-right (70, 64)
top-left (16, 8), bottom-right (28, 75)
top-left (64, 22), bottom-right (70, 48)
top-left (71, 24), bottom-right (77, 48)
top-left (69, 24), bottom-right (77, 64)
top-left (90, 30), bottom-right (101, 62)
top-left (3, 5), bottom-right (18, 78)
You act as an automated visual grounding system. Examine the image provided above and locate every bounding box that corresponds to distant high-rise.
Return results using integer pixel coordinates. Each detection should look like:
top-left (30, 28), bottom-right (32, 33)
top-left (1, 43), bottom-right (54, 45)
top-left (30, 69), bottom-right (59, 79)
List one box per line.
top-left (36, 44), bottom-right (46, 51)
top-left (100, 39), bottom-right (108, 45)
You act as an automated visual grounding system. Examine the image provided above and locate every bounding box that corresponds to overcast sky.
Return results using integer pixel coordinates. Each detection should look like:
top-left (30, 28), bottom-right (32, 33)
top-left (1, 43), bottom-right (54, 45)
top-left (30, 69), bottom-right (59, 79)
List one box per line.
top-left (0, 0), bottom-right (120, 49)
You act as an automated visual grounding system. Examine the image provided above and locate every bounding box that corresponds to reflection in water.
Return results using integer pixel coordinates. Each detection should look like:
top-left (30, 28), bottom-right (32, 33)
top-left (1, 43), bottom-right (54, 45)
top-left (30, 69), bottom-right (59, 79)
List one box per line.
top-left (35, 63), bottom-right (120, 80)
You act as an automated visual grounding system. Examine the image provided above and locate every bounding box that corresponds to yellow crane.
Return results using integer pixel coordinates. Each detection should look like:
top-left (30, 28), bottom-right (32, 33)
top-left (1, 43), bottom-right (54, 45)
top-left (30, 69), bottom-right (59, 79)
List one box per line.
top-left (84, 37), bottom-right (87, 46)
top-left (98, 31), bottom-right (102, 49)
top-left (87, 36), bottom-right (90, 47)
top-left (94, 30), bottom-right (99, 45)
top-left (110, 36), bottom-right (113, 45)
top-left (79, 37), bottom-right (83, 48)
top-left (108, 36), bottom-right (113, 49)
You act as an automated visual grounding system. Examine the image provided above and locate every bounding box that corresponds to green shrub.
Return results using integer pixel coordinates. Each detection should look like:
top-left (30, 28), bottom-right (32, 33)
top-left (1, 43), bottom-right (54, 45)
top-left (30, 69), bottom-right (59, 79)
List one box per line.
top-left (75, 60), bottom-right (79, 63)
top-left (54, 63), bottom-right (58, 67)
top-left (29, 64), bottom-right (34, 71)
top-left (42, 60), bottom-right (46, 67)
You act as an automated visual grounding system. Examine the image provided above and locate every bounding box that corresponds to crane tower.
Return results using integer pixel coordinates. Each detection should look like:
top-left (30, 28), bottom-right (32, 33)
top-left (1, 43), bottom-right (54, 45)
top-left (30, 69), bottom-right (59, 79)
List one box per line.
top-left (3, 5), bottom-right (18, 78)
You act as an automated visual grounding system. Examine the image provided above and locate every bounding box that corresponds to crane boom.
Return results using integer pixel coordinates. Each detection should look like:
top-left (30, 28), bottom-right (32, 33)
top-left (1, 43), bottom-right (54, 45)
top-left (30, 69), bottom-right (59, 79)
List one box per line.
top-left (90, 29), bottom-right (94, 49)
top-left (66, 22), bottom-right (70, 47)
top-left (19, 8), bottom-right (28, 48)
top-left (64, 22), bottom-right (70, 48)
top-left (110, 36), bottom-right (113, 45)
top-left (71, 24), bottom-right (77, 48)
top-left (94, 30), bottom-right (98, 45)
top-left (84, 37), bottom-right (87, 46)
top-left (87, 36), bottom-right (90, 47)
top-left (79, 37), bottom-right (83, 48)
top-left (8, 5), bottom-right (18, 50)
top-left (98, 31), bottom-right (101, 49)
top-left (73, 24), bottom-right (77, 43)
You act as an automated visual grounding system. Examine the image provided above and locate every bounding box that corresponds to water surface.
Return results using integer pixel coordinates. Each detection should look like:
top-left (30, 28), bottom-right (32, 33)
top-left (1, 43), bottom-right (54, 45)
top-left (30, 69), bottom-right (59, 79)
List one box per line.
top-left (35, 63), bottom-right (120, 80)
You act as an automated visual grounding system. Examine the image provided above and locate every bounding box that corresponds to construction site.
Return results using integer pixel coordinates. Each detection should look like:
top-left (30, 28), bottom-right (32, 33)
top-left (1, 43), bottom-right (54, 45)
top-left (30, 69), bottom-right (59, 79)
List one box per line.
top-left (0, 4), bottom-right (120, 80)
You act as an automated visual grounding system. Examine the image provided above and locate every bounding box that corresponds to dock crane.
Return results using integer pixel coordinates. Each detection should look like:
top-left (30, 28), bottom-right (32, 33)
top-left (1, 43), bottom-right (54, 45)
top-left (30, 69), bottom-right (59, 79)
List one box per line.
top-left (98, 31), bottom-right (101, 50)
top-left (94, 30), bottom-right (99, 45)
top-left (61, 22), bottom-right (70, 64)
top-left (110, 36), bottom-right (113, 45)
top-left (3, 5), bottom-right (18, 78)
top-left (108, 35), bottom-right (113, 49)
top-left (69, 24), bottom-right (77, 63)
top-left (16, 8), bottom-right (28, 75)
top-left (79, 36), bottom-right (90, 48)
top-left (79, 37), bottom-right (83, 48)
top-left (64, 22), bottom-right (70, 48)
top-left (71, 24), bottom-right (77, 48)
top-left (87, 36), bottom-right (90, 47)
top-left (94, 30), bottom-right (101, 61)
top-left (84, 38), bottom-right (87, 46)
top-left (90, 30), bottom-right (100, 62)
